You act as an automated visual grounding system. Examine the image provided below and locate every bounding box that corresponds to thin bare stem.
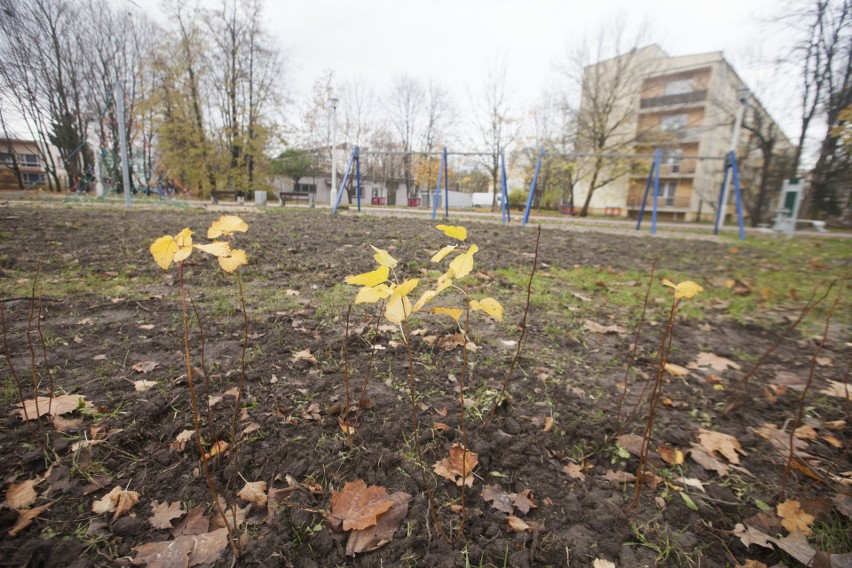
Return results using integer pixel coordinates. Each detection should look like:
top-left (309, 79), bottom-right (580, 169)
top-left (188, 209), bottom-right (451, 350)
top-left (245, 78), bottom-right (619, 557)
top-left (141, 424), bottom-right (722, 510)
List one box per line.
top-left (402, 317), bottom-right (450, 543)
top-left (355, 301), bottom-right (385, 428)
top-left (26, 263), bottom-right (44, 437)
top-left (179, 263), bottom-right (237, 556)
top-left (457, 280), bottom-right (471, 542)
top-left (723, 284), bottom-right (831, 415)
top-left (782, 277), bottom-right (845, 499)
top-left (616, 256), bottom-right (658, 427)
top-left (342, 304), bottom-right (353, 447)
top-left (483, 225), bottom-right (541, 426)
top-left (36, 286), bottom-right (56, 423)
top-left (2, 302), bottom-right (38, 439)
top-left (228, 271), bottom-right (249, 550)
top-left (628, 297), bottom-right (678, 514)
top-left (188, 291), bottom-right (214, 433)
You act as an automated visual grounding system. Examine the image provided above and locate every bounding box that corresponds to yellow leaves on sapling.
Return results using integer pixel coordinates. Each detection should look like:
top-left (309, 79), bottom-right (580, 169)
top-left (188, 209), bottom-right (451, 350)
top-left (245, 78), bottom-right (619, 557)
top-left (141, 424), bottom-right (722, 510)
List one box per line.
top-left (217, 248), bottom-right (248, 273)
top-left (207, 214), bottom-right (248, 238)
top-left (345, 265), bottom-right (390, 287)
top-left (448, 244), bottom-right (479, 279)
top-left (470, 297), bottom-right (503, 321)
top-left (430, 244), bottom-right (457, 263)
top-left (371, 246), bottom-right (398, 268)
top-left (661, 279), bottom-right (704, 299)
top-left (150, 228), bottom-right (193, 270)
top-left (384, 295), bottom-right (412, 324)
top-left (194, 241), bottom-right (232, 257)
top-left (355, 284), bottom-right (392, 304)
top-left (431, 306), bottom-right (463, 321)
top-left (436, 224), bottom-right (467, 241)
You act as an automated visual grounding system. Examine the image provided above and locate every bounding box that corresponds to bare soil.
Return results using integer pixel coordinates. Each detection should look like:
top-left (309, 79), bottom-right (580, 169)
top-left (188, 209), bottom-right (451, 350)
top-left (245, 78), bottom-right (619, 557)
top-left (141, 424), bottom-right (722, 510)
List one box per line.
top-left (0, 204), bottom-right (849, 567)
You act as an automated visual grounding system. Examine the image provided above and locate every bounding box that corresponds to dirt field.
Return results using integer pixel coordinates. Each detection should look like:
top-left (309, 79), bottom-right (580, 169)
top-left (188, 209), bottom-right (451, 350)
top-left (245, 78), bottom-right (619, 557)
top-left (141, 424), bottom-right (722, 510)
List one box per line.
top-left (0, 203), bottom-right (849, 567)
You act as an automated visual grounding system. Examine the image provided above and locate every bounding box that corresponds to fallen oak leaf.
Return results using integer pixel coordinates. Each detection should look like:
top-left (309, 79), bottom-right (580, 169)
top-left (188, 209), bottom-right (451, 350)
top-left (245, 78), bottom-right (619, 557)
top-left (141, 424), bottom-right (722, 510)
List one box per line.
top-left (482, 485), bottom-right (515, 514)
top-left (92, 486), bottom-right (140, 521)
top-left (777, 500), bottom-right (815, 535)
top-left (3, 479), bottom-right (40, 509)
top-left (506, 515), bottom-right (530, 532)
top-left (344, 492), bottom-right (412, 556)
top-left (562, 463), bottom-right (586, 481)
top-left (132, 527), bottom-right (229, 567)
top-left (692, 352), bottom-right (741, 372)
top-left (132, 360), bottom-right (159, 373)
top-left (8, 504), bottom-right (51, 537)
top-left (290, 348), bottom-right (318, 365)
top-left (170, 430), bottom-right (195, 452)
top-left (328, 479), bottom-right (394, 532)
top-left (696, 429), bottom-right (746, 464)
top-left (237, 480), bottom-right (268, 507)
top-left (149, 501), bottom-right (185, 530)
top-left (14, 394), bottom-right (93, 420)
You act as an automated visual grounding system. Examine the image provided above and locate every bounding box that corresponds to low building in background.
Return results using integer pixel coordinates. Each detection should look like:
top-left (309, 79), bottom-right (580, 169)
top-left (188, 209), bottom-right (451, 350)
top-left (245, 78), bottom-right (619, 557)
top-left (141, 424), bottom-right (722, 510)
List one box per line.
top-left (0, 139), bottom-right (68, 191)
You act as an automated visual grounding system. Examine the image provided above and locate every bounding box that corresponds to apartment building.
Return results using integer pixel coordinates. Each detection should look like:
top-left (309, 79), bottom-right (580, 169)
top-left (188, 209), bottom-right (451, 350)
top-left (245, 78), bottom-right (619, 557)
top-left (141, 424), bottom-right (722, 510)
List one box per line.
top-left (0, 138), bottom-right (68, 191)
top-left (575, 46), bottom-right (792, 221)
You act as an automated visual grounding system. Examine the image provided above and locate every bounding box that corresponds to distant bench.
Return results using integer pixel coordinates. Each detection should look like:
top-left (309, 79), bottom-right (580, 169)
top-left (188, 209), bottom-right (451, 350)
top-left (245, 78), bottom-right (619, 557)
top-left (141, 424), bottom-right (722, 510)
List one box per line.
top-left (210, 190), bottom-right (245, 204)
top-left (278, 191), bottom-right (313, 206)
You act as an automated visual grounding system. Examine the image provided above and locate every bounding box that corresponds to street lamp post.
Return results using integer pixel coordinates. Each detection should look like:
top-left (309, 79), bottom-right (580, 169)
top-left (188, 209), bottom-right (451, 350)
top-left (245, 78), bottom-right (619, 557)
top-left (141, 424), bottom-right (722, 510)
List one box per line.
top-left (329, 97), bottom-right (339, 207)
top-left (715, 87), bottom-right (749, 233)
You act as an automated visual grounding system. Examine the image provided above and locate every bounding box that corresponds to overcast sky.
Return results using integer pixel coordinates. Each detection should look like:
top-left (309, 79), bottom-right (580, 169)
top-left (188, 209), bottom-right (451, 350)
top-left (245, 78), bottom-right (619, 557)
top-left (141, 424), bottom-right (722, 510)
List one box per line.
top-left (262, 0), bottom-right (800, 144)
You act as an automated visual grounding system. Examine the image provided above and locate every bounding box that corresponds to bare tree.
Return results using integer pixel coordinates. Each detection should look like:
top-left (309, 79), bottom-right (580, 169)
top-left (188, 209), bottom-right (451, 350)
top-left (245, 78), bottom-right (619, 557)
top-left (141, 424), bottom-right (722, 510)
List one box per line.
top-left (566, 21), bottom-right (658, 216)
top-left (385, 74), bottom-right (424, 198)
top-left (470, 56), bottom-right (518, 210)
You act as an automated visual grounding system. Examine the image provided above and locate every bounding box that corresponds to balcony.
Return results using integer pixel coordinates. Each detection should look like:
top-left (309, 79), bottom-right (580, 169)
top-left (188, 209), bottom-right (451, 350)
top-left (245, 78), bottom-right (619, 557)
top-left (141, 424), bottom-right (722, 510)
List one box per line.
top-left (637, 127), bottom-right (703, 145)
top-left (640, 90), bottom-right (707, 109)
top-left (658, 159), bottom-right (697, 176)
top-left (627, 190), bottom-right (692, 209)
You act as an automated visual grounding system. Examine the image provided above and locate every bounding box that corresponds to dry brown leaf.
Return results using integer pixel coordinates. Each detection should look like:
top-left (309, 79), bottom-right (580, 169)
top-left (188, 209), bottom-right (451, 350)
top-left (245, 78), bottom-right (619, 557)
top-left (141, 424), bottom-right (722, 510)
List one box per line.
top-left (149, 501), bottom-right (185, 530)
top-left (777, 500), bottom-right (815, 535)
top-left (592, 560), bottom-right (616, 568)
top-left (512, 490), bottom-right (536, 515)
top-left (92, 486), bottom-right (140, 521)
top-left (664, 363), bottom-right (689, 377)
top-left (170, 430), bottom-right (195, 452)
top-left (562, 463), bottom-right (586, 481)
top-left (237, 481), bottom-right (268, 507)
top-left (210, 503), bottom-right (251, 531)
top-left (134, 380), bottom-right (157, 392)
top-left (433, 422), bottom-right (450, 431)
top-left (733, 523), bottom-right (773, 549)
top-left (692, 352), bottom-right (741, 372)
top-left (815, 356), bottom-right (832, 367)
top-left (345, 492), bottom-right (412, 556)
top-left (14, 394), bottom-right (93, 420)
top-left (823, 420), bottom-right (846, 431)
top-left (696, 429), bottom-right (746, 464)
top-left (821, 433), bottom-right (843, 448)
top-left (132, 527), bottom-right (229, 567)
top-left (688, 446), bottom-right (729, 476)
top-left (437, 333), bottom-right (466, 351)
top-left (203, 441), bottom-right (229, 460)
top-left (604, 470), bottom-right (636, 484)
top-left (482, 485), bottom-right (514, 514)
top-left (821, 380), bottom-right (851, 399)
top-left (132, 360), bottom-right (159, 373)
top-left (4, 479), bottom-right (39, 509)
top-left (52, 416), bottom-right (83, 431)
top-left (658, 445), bottom-right (685, 465)
top-left (794, 424), bottom-right (819, 440)
top-left (328, 479), bottom-right (394, 532)
top-left (8, 504), bottom-right (51, 537)
top-left (543, 416), bottom-right (554, 432)
top-left (290, 348), bottom-right (318, 365)
top-left (506, 515), bottom-right (531, 532)
top-left (583, 320), bottom-right (626, 335)
top-left (615, 433), bottom-right (645, 457)
top-left (172, 505), bottom-right (208, 537)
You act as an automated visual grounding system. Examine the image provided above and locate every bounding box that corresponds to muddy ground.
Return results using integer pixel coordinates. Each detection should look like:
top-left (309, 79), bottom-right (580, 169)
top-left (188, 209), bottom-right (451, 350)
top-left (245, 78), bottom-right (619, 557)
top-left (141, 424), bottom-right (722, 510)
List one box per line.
top-left (0, 204), bottom-right (849, 567)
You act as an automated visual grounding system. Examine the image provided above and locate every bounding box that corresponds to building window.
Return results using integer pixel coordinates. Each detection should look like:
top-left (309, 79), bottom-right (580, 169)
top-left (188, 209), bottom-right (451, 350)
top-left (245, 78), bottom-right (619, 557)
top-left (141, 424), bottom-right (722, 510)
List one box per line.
top-left (660, 114), bottom-right (688, 132)
top-left (661, 148), bottom-right (684, 173)
top-left (659, 181), bottom-right (677, 206)
top-left (21, 153), bottom-right (40, 167)
top-left (0, 152), bottom-right (13, 165)
top-left (664, 79), bottom-right (692, 96)
top-left (294, 183), bottom-right (316, 193)
top-left (22, 173), bottom-right (45, 185)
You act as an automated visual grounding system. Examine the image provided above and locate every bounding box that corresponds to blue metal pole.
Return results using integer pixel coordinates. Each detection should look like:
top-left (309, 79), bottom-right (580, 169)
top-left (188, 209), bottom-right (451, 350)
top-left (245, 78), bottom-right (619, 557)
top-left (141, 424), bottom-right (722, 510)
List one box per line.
top-left (355, 149), bottom-right (362, 213)
top-left (431, 150), bottom-right (444, 220)
top-left (651, 148), bottom-right (661, 235)
top-left (713, 155), bottom-right (730, 235)
top-left (730, 151), bottom-right (746, 241)
top-left (332, 146), bottom-right (358, 214)
top-left (443, 147), bottom-right (449, 219)
top-left (500, 149), bottom-right (510, 224)
top-left (522, 146), bottom-right (544, 226)
top-left (636, 149), bottom-right (659, 230)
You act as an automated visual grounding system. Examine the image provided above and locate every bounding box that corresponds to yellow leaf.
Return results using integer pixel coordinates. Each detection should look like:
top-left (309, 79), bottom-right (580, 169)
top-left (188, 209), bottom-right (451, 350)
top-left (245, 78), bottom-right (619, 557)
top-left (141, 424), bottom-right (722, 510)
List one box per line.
top-left (393, 278), bottom-right (419, 297)
top-left (345, 265), bottom-right (390, 287)
top-left (174, 246), bottom-right (192, 263)
top-left (194, 241), bottom-right (232, 257)
top-left (218, 249), bottom-right (248, 273)
top-left (470, 297), bottom-right (503, 321)
top-left (208, 215), bottom-right (248, 238)
top-left (413, 290), bottom-right (436, 312)
top-left (436, 224), bottom-right (467, 241)
top-left (385, 294), bottom-right (412, 324)
top-left (436, 273), bottom-right (454, 293)
top-left (448, 244), bottom-right (478, 279)
top-left (431, 245), bottom-right (457, 263)
top-left (370, 246), bottom-right (398, 268)
top-left (431, 306), bottom-right (463, 321)
top-left (150, 235), bottom-right (178, 270)
top-left (174, 228), bottom-right (193, 248)
top-left (662, 279), bottom-right (704, 299)
top-left (355, 285), bottom-right (392, 304)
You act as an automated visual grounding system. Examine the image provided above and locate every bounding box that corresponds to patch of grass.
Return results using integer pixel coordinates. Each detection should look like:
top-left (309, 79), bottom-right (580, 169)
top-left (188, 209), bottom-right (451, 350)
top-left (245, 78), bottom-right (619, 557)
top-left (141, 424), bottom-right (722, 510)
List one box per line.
top-left (812, 515), bottom-right (852, 553)
top-left (314, 283), bottom-right (350, 322)
top-left (629, 518), bottom-right (704, 566)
